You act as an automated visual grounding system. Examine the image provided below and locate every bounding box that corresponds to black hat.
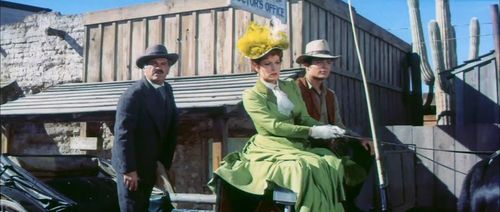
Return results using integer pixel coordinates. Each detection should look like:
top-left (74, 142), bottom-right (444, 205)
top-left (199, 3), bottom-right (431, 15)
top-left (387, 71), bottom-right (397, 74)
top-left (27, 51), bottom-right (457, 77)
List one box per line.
top-left (136, 44), bottom-right (178, 68)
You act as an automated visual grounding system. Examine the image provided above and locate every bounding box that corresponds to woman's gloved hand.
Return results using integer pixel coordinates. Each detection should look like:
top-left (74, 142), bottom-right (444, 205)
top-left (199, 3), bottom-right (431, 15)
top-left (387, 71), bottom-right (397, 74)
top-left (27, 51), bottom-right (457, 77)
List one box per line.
top-left (329, 125), bottom-right (346, 138)
top-left (309, 125), bottom-right (346, 139)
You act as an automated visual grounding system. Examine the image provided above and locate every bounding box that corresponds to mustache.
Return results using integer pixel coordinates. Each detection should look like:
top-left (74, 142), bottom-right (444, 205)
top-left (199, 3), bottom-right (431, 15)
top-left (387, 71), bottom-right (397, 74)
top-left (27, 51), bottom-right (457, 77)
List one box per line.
top-left (153, 69), bottom-right (164, 74)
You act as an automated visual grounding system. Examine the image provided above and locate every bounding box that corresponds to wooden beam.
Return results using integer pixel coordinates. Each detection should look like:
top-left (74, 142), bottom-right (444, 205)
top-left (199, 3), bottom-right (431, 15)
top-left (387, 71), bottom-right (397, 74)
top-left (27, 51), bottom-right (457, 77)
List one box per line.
top-left (0, 112), bottom-right (116, 123)
top-left (212, 116), bottom-right (228, 170)
top-left (83, 0), bottom-right (229, 26)
top-left (169, 193), bottom-right (216, 204)
top-left (1, 124), bottom-right (11, 153)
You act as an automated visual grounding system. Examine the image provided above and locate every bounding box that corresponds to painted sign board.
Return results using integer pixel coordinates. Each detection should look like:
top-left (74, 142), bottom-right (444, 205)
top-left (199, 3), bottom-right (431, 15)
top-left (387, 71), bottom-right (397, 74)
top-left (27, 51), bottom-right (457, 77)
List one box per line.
top-left (229, 0), bottom-right (287, 23)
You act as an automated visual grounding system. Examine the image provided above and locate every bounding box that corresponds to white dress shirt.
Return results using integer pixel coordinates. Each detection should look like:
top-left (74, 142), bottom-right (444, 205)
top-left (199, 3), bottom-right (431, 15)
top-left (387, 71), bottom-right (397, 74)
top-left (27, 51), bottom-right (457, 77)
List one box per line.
top-left (261, 79), bottom-right (294, 116)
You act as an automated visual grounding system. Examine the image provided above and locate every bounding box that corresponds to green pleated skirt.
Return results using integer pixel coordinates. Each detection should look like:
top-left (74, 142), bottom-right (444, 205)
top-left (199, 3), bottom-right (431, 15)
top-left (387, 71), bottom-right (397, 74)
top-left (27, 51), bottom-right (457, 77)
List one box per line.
top-left (209, 134), bottom-right (346, 212)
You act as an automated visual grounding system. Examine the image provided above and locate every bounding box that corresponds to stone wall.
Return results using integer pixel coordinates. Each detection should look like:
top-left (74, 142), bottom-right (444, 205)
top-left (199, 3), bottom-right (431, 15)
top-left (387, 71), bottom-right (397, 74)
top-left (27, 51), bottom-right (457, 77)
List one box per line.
top-left (0, 12), bottom-right (84, 94)
top-left (1, 11), bottom-right (86, 156)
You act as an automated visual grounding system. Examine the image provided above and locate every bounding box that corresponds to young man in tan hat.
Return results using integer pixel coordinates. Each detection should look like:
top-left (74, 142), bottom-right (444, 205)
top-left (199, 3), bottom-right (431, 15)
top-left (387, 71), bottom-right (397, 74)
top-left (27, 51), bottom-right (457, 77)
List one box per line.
top-left (112, 44), bottom-right (178, 211)
top-left (295, 39), bottom-right (374, 210)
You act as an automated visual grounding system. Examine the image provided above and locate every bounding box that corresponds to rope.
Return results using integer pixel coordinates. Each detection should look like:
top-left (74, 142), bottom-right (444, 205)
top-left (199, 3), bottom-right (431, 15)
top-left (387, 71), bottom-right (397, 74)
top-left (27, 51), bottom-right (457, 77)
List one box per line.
top-left (342, 134), bottom-right (496, 155)
top-left (382, 142), bottom-right (495, 155)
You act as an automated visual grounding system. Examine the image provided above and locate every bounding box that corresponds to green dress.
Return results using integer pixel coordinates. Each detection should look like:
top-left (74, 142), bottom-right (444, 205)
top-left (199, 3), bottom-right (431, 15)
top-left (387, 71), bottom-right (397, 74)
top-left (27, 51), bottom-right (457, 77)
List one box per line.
top-left (211, 79), bottom-right (345, 212)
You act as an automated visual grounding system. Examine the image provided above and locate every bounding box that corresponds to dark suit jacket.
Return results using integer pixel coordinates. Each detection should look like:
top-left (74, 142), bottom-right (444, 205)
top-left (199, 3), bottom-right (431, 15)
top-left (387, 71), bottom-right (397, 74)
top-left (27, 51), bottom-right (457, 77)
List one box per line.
top-left (112, 78), bottom-right (178, 182)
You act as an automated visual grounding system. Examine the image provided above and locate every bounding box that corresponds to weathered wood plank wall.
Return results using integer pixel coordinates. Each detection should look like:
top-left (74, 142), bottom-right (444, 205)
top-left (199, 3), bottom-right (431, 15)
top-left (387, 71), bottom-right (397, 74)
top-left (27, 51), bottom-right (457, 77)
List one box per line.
top-left (452, 53), bottom-right (499, 125)
top-left (82, 0), bottom-right (413, 128)
top-left (381, 124), bottom-right (500, 210)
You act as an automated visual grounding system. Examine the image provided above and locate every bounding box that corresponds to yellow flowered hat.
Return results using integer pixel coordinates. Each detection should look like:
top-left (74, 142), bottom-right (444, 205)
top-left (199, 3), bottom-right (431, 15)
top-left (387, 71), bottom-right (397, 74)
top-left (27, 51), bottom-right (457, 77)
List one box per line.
top-left (237, 17), bottom-right (289, 59)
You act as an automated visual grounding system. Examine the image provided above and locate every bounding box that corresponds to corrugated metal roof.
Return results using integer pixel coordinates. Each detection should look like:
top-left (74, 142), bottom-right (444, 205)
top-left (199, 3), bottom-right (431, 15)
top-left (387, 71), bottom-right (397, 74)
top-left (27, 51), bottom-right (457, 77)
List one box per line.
top-left (0, 69), bottom-right (303, 122)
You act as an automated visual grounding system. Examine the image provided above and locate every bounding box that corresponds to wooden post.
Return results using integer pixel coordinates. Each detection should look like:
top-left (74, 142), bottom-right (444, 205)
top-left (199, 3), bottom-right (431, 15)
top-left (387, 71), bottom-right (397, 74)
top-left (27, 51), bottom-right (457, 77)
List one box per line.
top-left (1, 124), bottom-right (11, 153)
top-left (409, 53), bottom-right (423, 125)
top-left (77, 122), bottom-right (102, 152)
top-left (491, 4), bottom-right (500, 73)
top-left (212, 116), bottom-right (228, 170)
top-left (212, 117), bottom-right (226, 170)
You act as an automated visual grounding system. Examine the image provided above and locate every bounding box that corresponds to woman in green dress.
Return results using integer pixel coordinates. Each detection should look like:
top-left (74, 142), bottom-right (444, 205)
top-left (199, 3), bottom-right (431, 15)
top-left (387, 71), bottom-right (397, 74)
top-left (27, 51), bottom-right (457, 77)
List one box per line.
top-left (211, 20), bottom-right (347, 212)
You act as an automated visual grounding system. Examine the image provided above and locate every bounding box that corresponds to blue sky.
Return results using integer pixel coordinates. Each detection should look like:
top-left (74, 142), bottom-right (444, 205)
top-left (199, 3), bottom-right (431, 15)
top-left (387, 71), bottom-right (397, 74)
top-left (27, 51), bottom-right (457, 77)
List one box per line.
top-left (7, 0), bottom-right (497, 68)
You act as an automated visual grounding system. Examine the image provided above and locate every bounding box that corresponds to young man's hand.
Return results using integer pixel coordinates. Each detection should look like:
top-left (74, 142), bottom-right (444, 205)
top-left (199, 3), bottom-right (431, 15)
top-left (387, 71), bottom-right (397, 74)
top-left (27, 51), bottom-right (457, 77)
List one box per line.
top-left (360, 139), bottom-right (374, 155)
top-left (124, 171), bottom-right (140, 191)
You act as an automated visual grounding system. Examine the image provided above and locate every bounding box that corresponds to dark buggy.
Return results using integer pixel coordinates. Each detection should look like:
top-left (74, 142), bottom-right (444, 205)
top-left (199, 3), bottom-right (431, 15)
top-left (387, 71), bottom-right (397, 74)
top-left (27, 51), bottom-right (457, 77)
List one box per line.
top-left (0, 154), bottom-right (119, 211)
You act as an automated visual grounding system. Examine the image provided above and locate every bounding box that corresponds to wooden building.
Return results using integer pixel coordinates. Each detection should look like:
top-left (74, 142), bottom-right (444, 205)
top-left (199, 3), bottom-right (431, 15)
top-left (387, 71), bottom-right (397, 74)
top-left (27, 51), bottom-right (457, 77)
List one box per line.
top-left (448, 50), bottom-right (500, 126)
top-left (1, 0), bottom-right (422, 210)
top-left (82, 0), bottom-right (417, 128)
top-left (377, 50), bottom-right (500, 210)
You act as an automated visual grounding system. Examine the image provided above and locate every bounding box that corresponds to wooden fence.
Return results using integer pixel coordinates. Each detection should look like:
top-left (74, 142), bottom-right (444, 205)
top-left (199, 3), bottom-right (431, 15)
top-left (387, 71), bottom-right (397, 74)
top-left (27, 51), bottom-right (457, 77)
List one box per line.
top-left (378, 124), bottom-right (500, 210)
top-left (449, 51), bottom-right (500, 125)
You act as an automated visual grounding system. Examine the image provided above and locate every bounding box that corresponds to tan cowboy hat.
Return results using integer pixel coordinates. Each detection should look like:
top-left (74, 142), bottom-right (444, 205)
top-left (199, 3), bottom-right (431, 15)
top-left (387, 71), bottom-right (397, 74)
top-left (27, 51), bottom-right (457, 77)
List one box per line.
top-left (136, 44), bottom-right (179, 68)
top-left (295, 39), bottom-right (340, 64)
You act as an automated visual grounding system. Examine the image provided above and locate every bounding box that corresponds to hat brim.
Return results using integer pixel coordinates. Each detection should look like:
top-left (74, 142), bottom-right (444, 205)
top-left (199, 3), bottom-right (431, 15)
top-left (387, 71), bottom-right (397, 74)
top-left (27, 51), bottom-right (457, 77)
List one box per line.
top-left (136, 53), bottom-right (179, 69)
top-left (247, 47), bottom-right (284, 60)
top-left (296, 54), bottom-right (340, 64)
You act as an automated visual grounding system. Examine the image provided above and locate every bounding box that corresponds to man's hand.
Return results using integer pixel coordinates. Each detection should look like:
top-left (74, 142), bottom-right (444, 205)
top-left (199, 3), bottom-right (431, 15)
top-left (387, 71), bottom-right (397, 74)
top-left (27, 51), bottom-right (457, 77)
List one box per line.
top-left (124, 171), bottom-right (140, 191)
top-left (360, 138), bottom-right (374, 155)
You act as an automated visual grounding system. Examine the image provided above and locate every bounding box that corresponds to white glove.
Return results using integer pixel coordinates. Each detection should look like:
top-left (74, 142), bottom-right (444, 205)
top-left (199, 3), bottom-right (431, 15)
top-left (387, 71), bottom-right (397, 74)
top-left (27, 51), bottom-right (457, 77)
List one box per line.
top-left (310, 125), bottom-right (346, 139)
top-left (330, 125), bottom-right (346, 138)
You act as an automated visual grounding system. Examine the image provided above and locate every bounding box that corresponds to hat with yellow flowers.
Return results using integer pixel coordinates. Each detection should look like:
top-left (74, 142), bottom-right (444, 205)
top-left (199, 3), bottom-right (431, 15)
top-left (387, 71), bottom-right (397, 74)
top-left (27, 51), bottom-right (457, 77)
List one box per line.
top-left (237, 17), bottom-right (289, 59)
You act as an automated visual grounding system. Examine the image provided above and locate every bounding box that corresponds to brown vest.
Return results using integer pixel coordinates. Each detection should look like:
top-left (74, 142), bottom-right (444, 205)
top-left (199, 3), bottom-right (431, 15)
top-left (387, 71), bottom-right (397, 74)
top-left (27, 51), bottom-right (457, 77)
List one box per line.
top-left (296, 77), bottom-right (336, 125)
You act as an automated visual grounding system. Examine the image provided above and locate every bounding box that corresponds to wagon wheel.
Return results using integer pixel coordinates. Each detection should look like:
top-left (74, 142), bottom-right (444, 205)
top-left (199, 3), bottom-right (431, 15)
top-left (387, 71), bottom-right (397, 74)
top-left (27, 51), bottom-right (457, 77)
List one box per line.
top-left (0, 199), bottom-right (27, 212)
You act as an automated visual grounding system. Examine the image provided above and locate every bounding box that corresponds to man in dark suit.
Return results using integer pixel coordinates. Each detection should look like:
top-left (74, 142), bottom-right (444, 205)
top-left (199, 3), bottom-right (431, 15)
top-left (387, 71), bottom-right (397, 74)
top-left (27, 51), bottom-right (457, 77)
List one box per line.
top-left (112, 44), bottom-right (179, 211)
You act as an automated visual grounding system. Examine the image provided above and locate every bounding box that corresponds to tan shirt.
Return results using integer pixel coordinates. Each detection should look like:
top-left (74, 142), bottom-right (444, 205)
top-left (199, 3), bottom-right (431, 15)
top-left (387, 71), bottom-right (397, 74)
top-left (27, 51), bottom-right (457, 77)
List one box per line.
top-left (304, 79), bottom-right (345, 128)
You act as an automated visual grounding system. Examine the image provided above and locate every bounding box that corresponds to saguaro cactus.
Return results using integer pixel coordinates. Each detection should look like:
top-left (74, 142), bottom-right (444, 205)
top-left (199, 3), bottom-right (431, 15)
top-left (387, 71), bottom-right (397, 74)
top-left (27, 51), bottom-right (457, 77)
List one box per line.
top-left (469, 17), bottom-right (480, 60)
top-left (407, 0), bottom-right (435, 108)
top-left (436, 0), bottom-right (457, 70)
top-left (408, 0), bottom-right (481, 125)
top-left (432, 0), bottom-right (454, 125)
top-left (429, 20), bottom-right (452, 124)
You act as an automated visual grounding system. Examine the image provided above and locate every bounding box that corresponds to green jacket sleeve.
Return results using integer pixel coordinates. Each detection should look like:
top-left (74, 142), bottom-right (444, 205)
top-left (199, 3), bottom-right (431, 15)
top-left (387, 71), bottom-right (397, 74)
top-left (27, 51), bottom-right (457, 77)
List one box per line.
top-left (243, 88), bottom-right (311, 139)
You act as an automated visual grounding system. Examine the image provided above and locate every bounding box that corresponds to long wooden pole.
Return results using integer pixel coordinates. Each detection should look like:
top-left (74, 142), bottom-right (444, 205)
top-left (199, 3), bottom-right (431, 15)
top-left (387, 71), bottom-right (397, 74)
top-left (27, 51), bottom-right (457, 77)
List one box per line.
top-left (347, 1), bottom-right (389, 211)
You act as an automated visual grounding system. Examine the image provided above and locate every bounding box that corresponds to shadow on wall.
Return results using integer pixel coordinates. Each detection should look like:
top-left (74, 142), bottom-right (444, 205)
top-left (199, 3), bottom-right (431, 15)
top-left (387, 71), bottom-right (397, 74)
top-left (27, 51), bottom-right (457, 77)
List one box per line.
top-left (64, 35), bottom-right (83, 57)
top-left (370, 124), bottom-right (500, 211)
top-left (356, 60), bottom-right (500, 210)
top-left (6, 122), bottom-right (113, 159)
top-left (0, 80), bottom-right (24, 104)
top-left (45, 27), bottom-right (83, 56)
top-left (454, 72), bottom-right (500, 127)
top-left (0, 46), bottom-right (6, 57)
top-left (8, 123), bottom-right (64, 155)
top-left (375, 127), bottom-right (459, 211)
